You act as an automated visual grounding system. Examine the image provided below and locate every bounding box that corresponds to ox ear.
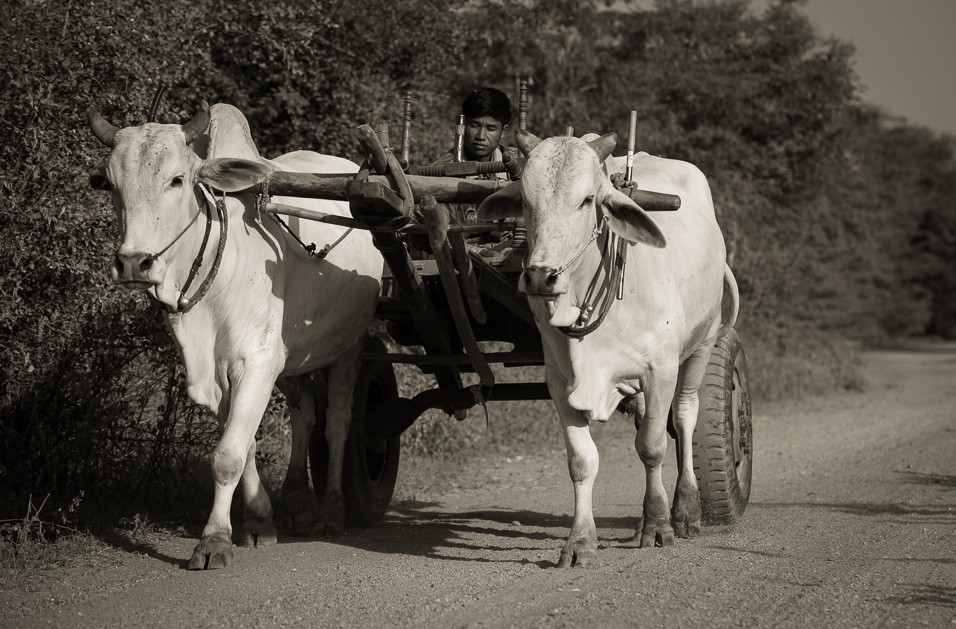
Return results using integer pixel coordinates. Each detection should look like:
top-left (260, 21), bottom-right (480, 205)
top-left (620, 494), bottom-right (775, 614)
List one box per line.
top-left (197, 158), bottom-right (275, 192)
top-left (600, 183), bottom-right (666, 248)
top-left (477, 181), bottom-right (523, 221)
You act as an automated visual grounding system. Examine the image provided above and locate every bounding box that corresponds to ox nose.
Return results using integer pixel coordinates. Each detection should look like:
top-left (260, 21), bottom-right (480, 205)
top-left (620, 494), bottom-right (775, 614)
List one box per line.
top-left (523, 265), bottom-right (566, 296)
top-left (113, 250), bottom-right (156, 283)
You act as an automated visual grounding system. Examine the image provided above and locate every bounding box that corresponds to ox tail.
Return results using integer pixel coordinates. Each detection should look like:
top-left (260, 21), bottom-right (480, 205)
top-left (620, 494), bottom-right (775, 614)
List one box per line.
top-left (718, 263), bottom-right (739, 338)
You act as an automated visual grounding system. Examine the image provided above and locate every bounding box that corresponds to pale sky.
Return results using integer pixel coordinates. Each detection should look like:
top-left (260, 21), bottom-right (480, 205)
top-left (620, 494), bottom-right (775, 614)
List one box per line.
top-left (754, 0), bottom-right (956, 137)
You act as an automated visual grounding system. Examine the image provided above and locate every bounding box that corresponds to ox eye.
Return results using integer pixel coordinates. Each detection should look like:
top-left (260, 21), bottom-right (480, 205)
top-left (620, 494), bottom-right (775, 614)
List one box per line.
top-left (89, 174), bottom-right (112, 191)
top-left (581, 195), bottom-right (594, 208)
top-left (171, 175), bottom-right (185, 187)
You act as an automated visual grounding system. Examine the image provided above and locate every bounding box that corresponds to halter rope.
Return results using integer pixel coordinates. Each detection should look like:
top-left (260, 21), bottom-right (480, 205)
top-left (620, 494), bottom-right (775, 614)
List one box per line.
top-left (145, 182), bottom-right (227, 313)
top-left (553, 214), bottom-right (628, 339)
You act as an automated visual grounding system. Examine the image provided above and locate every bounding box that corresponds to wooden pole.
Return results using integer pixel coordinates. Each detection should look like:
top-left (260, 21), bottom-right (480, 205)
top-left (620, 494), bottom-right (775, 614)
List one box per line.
top-left (400, 91), bottom-right (412, 167)
top-left (249, 171), bottom-right (681, 210)
top-left (518, 79), bottom-right (528, 131)
top-left (626, 110), bottom-right (637, 182)
top-left (375, 122), bottom-right (390, 152)
top-left (454, 114), bottom-right (465, 162)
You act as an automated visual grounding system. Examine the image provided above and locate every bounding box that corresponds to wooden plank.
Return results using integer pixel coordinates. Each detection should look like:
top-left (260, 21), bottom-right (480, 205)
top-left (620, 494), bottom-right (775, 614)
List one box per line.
top-left (420, 196), bottom-right (495, 387)
top-left (447, 232), bottom-right (487, 324)
top-left (474, 255), bottom-right (535, 327)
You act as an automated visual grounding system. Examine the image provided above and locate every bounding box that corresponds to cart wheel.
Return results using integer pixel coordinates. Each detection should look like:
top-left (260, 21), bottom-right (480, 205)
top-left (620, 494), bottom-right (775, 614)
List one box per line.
top-left (693, 329), bottom-right (753, 525)
top-left (309, 336), bottom-right (400, 527)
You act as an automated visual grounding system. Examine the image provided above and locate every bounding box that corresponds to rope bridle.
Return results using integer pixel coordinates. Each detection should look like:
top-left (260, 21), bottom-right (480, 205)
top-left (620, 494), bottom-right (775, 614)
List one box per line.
top-left (551, 213), bottom-right (628, 339)
top-left (146, 182), bottom-right (227, 313)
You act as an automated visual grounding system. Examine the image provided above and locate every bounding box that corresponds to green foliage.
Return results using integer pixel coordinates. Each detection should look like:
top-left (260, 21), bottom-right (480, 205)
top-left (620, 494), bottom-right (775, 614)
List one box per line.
top-left (1, 0), bottom-right (954, 524)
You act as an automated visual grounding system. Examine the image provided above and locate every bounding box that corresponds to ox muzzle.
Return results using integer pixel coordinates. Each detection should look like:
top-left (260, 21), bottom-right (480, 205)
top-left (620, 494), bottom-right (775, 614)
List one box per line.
top-left (112, 248), bottom-right (164, 287)
top-left (522, 265), bottom-right (569, 298)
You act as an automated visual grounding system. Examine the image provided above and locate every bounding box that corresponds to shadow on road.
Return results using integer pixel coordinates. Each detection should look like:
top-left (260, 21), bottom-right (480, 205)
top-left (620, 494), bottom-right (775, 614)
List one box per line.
top-left (752, 500), bottom-right (955, 525)
top-left (895, 470), bottom-right (956, 489)
top-left (884, 583), bottom-right (956, 608)
top-left (284, 500), bottom-right (638, 567)
top-left (94, 527), bottom-right (185, 568)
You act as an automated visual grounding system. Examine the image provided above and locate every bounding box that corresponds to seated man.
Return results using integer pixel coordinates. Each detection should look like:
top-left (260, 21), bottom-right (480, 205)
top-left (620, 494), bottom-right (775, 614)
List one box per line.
top-left (432, 88), bottom-right (518, 232)
top-left (433, 87), bottom-right (517, 182)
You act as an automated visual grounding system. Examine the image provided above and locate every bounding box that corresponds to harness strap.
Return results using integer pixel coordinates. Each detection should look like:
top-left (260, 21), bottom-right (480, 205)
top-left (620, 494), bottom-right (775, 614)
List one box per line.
top-left (558, 222), bottom-right (628, 339)
top-left (177, 187), bottom-right (215, 301)
top-left (177, 185), bottom-right (228, 312)
top-left (270, 212), bottom-right (353, 259)
top-left (257, 184), bottom-right (355, 259)
top-left (146, 205), bottom-right (205, 264)
top-left (555, 217), bottom-right (607, 275)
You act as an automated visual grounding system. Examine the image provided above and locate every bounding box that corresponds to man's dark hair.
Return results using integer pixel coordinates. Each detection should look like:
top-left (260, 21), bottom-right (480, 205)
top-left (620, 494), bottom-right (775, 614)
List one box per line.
top-left (462, 87), bottom-right (512, 126)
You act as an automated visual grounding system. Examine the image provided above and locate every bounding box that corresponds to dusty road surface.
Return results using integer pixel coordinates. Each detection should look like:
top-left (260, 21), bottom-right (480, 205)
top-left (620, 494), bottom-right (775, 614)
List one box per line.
top-left (3, 344), bottom-right (954, 627)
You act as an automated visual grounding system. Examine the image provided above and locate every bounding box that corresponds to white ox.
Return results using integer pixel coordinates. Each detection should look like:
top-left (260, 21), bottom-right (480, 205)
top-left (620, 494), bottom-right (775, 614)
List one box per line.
top-left (89, 102), bottom-right (383, 569)
top-left (478, 131), bottom-right (738, 567)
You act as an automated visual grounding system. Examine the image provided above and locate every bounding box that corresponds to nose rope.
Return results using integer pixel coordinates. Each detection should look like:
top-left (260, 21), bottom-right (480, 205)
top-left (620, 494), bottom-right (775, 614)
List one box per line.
top-left (142, 183), bottom-right (227, 314)
top-left (558, 234), bottom-right (627, 339)
top-left (145, 202), bottom-right (207, 264)
top-left (554, 216), bottom-right (607, 275)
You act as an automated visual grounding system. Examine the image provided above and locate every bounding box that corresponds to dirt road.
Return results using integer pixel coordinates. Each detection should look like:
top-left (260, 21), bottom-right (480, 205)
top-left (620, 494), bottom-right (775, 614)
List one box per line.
top-left (4, 344), bottom-right (955, 627)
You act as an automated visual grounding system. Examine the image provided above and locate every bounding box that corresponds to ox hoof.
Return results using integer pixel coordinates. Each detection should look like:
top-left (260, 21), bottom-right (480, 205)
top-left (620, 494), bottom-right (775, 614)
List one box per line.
top-left (671, 511), bottom-right (701, 539)
top-left (557, 540), bottom-right (598, 569)
top-left (671, 478), bottom-right (702, 538)
top-left (238, 518), bottom-right (278, 548)
top-left (312, 493), bottom-right (345, 536)
top-left (282, 487), bottom-right (321, 536)
top-left (311, 516), bottom-right (345, 537)
top-left (634, 518), bottom-right (675, 548)
top-left (187, 533), bottom-right (234, 570)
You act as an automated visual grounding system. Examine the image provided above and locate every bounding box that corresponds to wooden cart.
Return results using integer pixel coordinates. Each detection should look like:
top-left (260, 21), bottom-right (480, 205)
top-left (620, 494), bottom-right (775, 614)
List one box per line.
top-left (247, 107), bottom-right (753, 528)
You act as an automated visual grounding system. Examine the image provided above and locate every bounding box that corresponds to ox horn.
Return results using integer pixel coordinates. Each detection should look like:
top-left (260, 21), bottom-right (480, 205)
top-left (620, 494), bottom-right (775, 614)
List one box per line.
top-left (515, 129), bottom-right (542, 157)
top-left (146, 84), bottom-right (166, 123)
top-left (181, 100), bottom-right (211, 145)
top-left (587, 132), bottom-right (618, 162)
top-left (88, 108), bottom-right (119, 147)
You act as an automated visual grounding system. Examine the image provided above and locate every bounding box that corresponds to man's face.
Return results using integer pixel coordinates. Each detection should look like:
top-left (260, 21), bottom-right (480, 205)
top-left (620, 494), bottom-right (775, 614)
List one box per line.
top-left (463, 115), bottom-right (506, 161)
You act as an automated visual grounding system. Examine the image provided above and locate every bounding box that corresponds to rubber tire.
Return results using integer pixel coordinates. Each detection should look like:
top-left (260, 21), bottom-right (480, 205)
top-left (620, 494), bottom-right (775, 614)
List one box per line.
top-left (693, 329), bottom-right (753, 525)
top-left (309, 336), bottom-right (401, 527)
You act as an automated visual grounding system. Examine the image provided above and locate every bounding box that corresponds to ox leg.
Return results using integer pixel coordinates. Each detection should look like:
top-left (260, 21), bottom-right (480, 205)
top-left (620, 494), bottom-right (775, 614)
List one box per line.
top-left (634, 365), bottom-right (679, 548)
top-left (277, 373), bottom-right (325, 535)
top-left (188, 366), bottom-right (276, 570)
top-left (313, 345), bottom-right (362, 536)
top-left (549, 372), bottom-right (600, 568)
top-left (670, 342), bottom-right (714, 538)
top-left (237, 437), bottom-right (278, 548)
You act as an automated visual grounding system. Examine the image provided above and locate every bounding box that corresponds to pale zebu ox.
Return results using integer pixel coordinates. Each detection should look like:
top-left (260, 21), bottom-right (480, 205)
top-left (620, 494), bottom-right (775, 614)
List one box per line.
top-left (89, 102), bottom-right (383, 569)
top-left (478, 131), bottom-right (738, 567)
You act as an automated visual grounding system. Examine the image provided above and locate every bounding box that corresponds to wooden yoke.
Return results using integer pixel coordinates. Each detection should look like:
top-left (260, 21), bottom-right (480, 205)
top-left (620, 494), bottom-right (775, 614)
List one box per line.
top-left (349, 124), bottom-right (415, 227)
